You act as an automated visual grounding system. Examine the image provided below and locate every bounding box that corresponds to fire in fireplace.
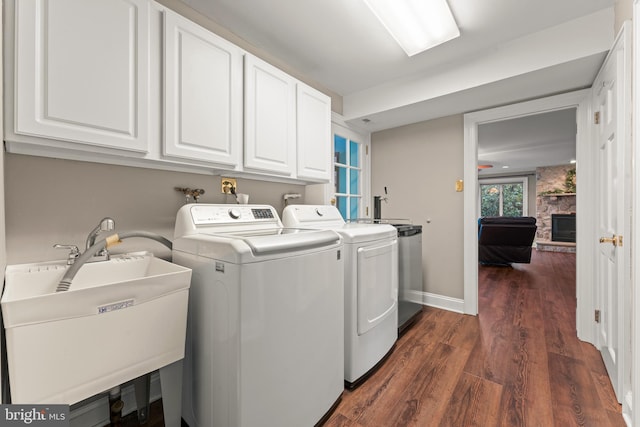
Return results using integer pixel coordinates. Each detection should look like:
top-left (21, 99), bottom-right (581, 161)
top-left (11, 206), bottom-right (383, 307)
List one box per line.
top-left (552, 214), bottom-right (576, 243)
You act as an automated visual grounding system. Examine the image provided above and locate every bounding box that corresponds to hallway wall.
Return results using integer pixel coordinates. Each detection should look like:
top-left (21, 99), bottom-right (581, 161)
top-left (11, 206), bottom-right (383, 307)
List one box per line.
top-left (371, 115), bottom-right (464, 300)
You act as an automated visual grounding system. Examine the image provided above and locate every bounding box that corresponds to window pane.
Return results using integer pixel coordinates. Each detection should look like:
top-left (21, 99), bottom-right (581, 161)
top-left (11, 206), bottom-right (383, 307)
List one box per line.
top-left (334, 135), bottom-right (347, 164)
top-left (349, 197), bottom-right (359, 219)
top-left (349, 169), bottom-right (360, 195)
top-left (335, 166), bottom-right (347, 193)
top-left (336, 196), bottom-right (347, 219)
top-left (349, 140), bottom-right (359, 167)
top-left (502, 183), bottom-right (524, 217)
top-left (480, 184), bottom-right (500, 217)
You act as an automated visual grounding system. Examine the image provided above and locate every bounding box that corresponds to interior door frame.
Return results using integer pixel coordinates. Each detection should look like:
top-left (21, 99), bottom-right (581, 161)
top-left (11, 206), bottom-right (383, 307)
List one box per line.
top-left (630, 3), bottom-right (640, 424)
top-left (462, 90), bottom-right (594, 342)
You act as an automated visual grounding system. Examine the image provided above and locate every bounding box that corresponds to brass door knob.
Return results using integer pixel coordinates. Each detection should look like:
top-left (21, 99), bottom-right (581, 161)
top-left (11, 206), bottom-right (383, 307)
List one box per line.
top-left (599, 235), bottom-right (622, 247)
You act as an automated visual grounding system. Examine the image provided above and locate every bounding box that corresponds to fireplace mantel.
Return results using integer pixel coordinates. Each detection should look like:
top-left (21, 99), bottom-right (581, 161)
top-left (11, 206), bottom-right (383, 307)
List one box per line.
top-left (540, 193), bottom-right (576, 197)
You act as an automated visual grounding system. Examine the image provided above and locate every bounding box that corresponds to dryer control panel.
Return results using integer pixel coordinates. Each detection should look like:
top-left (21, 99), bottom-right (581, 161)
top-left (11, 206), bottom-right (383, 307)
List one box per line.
top-left (282, 205), bottom-right (346, 228)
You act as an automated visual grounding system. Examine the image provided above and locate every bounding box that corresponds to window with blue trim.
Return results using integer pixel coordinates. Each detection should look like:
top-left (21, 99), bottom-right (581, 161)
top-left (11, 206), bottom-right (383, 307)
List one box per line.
top-left (334, 134), bottom-right (362, 220)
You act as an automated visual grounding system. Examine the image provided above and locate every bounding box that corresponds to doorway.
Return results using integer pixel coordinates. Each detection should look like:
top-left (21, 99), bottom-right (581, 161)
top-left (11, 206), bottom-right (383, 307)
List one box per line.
top-left (473, 106), bottom-right (579, 344)
top-left (462, 90), bottom-right (593, 337)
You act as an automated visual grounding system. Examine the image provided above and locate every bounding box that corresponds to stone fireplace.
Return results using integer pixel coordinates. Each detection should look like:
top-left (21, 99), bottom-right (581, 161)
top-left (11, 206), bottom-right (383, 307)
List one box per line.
top-left (536, 165), bottom-right (576, 252)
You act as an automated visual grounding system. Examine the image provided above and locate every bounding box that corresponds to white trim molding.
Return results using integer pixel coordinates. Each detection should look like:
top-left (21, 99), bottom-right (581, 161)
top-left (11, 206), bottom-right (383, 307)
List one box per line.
top-left (630, 3), bottom-right (640, 425)
top-left (404, 290), bottom-right (465, 314)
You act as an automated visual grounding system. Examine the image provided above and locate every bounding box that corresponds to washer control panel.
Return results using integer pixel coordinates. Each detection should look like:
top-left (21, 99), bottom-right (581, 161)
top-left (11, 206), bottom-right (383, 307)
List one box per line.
top-left (251, 208), bottom-right (274, 219)
top-left (190, 205), bottom-right (277, 225)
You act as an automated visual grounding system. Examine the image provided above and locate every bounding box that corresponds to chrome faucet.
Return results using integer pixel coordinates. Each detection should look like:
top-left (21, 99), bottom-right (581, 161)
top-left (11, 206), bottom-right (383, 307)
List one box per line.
top-left (53, 244), bottom-right (80, 265)
top-left (85, 217), bottom-right (115, 261)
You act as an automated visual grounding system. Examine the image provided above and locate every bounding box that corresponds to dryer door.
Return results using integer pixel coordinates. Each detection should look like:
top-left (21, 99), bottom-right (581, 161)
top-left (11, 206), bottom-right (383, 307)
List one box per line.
top-left (356, 239), bottom-right (398, 335)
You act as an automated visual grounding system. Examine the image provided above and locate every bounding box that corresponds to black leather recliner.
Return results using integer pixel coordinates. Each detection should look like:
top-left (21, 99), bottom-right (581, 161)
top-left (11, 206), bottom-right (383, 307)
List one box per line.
top-left (478, 216), bottom-right (537, 264)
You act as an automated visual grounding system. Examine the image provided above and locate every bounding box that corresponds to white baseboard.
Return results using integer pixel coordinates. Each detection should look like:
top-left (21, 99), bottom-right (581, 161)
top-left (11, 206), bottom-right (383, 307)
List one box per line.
top-left (70, 372), bottom-right (162, 427)
top-left (403, 290), bottom-right (465, 314)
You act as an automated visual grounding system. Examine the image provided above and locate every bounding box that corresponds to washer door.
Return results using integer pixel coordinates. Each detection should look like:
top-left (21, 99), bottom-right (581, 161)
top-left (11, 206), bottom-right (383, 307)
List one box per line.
top-left (357, 239), bottom-right (398, 335)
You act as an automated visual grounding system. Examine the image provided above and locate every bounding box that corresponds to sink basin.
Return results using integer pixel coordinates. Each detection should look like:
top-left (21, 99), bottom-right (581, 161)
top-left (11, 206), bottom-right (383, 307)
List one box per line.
top-left (1, 252), bottom-right (191, 404)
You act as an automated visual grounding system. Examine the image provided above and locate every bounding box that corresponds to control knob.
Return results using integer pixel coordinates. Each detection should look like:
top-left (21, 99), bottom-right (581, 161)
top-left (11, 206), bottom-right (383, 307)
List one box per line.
top-left (228, 208), bottom-right (241, 219)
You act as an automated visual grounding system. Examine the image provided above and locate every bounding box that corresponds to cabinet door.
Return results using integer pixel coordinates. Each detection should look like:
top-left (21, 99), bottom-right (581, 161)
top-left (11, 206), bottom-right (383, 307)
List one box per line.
top-left (244, 55), bottom-right (296, 176)
top-left (14, 0), bottom-right (150, 152)
top-left (296, 83), bottom-right (331, 181)
top-left (163, 10), bottom-right (242, 167)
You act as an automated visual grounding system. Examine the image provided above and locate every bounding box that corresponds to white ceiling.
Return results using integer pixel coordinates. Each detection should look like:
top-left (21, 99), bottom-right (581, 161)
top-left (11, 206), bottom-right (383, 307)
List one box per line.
top-left (477, 108), bottom-right (577, 176)
top-left (178, 0), bottom-right (614, 170)
top-left (180, 0), bottom-right (613, 97)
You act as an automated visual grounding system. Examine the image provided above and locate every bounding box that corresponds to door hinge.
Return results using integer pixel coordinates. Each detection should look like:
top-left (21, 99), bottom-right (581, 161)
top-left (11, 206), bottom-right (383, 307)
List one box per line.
top-left (366, 206), bottom-right (369, 216)
top-left (594, 111), bottom-right (600, 124)
top-left (366, 145), bottom-right (369, 155)
top-left (595, 309), bottom-right (601, 323)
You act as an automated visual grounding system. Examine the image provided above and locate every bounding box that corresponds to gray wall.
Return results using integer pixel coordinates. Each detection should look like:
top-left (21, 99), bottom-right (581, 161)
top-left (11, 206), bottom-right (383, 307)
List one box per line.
top-left (4, 154), bottom-right (304, 265)
top-left (616, 0), bottom-right (632, 33)
top-left (371, 115), bottom-right (464, 299)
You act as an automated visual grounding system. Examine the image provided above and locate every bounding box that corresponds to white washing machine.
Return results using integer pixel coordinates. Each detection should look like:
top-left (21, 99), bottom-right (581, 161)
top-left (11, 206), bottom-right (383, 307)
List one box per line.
top-left (283, 204), bottom-right (398, 387)
top-left (173, 204), bottom-right (344, 427)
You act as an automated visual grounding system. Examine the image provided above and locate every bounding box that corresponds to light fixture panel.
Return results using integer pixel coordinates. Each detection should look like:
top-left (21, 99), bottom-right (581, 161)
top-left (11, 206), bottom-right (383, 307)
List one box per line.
top-left (363, 0), bottom-right (460, 56)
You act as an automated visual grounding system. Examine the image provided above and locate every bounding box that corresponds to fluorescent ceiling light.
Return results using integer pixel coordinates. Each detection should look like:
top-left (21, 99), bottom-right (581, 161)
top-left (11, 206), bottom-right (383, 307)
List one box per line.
top-left (363, 0), bottom-right (460, 56)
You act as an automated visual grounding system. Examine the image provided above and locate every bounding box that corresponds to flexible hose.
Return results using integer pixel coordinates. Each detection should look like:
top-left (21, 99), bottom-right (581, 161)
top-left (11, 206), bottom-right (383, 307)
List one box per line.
top-left (55, 231), bottom-right (173, 292)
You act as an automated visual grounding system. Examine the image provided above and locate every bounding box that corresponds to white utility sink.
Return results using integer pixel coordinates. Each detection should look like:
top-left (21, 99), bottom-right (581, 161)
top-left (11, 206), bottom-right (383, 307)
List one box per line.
top-left (1, 252), bottom-right (191, 404)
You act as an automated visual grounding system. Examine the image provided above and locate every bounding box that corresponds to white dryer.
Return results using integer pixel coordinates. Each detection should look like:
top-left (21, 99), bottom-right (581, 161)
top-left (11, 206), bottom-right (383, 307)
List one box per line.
top-left (283, 204), bottom-right (398, 387)
top-left (173, 204), bottom-right (344, 427)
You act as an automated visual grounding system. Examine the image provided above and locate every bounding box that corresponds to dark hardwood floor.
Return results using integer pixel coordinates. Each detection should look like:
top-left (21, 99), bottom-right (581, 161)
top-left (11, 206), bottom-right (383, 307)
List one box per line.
top-left (127, 250), bottom-right (625, 426)
top-left (322, 250), bottom-right (626, 427)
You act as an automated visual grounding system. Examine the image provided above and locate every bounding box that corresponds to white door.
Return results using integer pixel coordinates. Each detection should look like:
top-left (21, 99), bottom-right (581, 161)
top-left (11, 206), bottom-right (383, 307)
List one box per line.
top-left (296, 83), bottom-right (332, 182)
top-left (244, 54), bottom-right (296, 176)
top-left (593, 23), bottom-right (631, 404)
top-left (163, 10), bottom-right (243, 168)
top-left (356, 240), bottom-right (398, 335)
top-left (13, 0), bottom-right (150, 152)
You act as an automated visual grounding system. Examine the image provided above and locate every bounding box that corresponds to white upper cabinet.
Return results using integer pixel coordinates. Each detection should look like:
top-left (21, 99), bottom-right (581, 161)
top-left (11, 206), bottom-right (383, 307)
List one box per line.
top-left (244, 55), bottom-right (297, 176)
top-left (5, 0), bottom-right (331, 182)
top-left (244, 54), bottom-right (331, 181)
top-left (296, 83), bottom-right (331, 181)
top-left (11, 0), bottom-right (150, 152)
top-left (163, 10), bottom-right (243, 168)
